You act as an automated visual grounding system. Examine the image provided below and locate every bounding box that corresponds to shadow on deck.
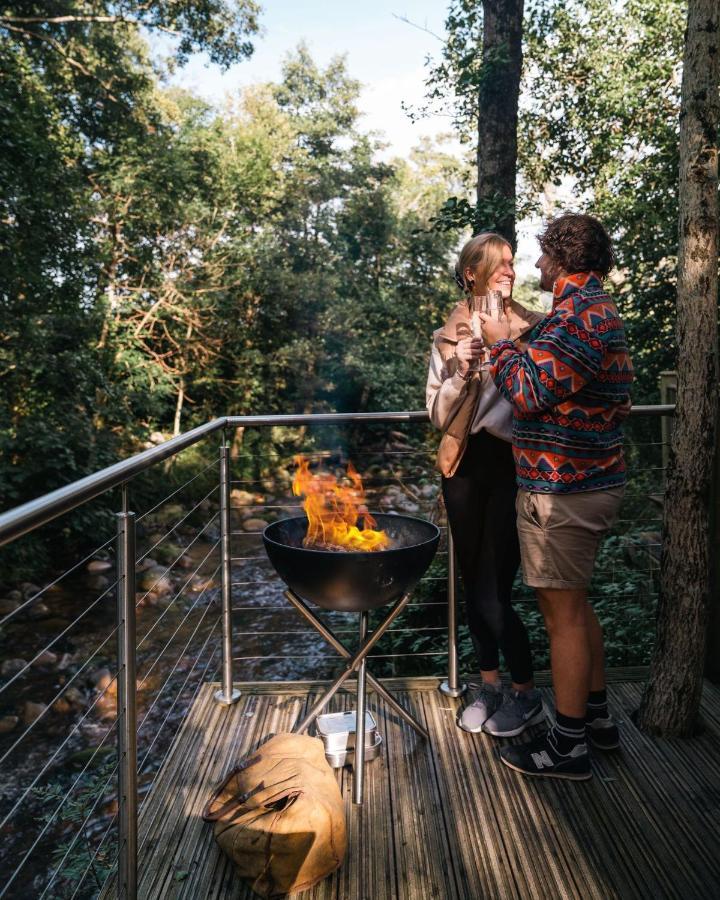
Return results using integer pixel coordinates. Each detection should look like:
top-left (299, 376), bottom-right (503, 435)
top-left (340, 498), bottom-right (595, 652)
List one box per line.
top-left (102, 670), bottom-right (720, 899)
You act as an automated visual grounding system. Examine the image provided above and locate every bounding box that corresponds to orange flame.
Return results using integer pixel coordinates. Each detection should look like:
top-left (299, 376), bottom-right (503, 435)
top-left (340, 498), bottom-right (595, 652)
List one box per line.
top-left (292, 455), bottom-right (390, 551)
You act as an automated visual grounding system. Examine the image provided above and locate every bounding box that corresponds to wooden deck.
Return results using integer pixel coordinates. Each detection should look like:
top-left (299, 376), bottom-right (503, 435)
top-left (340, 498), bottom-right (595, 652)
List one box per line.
top-left (103, 671), bottom-right (720, 899)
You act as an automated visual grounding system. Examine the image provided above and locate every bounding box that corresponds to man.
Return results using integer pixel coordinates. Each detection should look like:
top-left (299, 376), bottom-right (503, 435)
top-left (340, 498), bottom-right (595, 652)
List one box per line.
top-left (479, 213), bottom-right (634, 781)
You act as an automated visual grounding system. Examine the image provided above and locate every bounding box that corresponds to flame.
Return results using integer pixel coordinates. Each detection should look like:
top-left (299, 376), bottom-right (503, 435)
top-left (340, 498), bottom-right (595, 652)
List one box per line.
top-left (292, 455), bottom-right (390, 551)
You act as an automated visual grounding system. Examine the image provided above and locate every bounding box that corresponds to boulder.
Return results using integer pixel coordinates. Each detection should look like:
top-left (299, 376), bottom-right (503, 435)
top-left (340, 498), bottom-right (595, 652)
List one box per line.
top-left (149, 431), bottom-right (166, 445)
top-left (230, 489), bottom-right (256, 506)
top-left (0, 598), bottom-right (20, 616)
top-left (52, 697), bottom-right (73, 715)
top-left (64, 686), bottom-right (87, 707)
top-left (31, 650), bottom-right (58, 667)
top-left (7, 589), bottom-right (22, 603)
top-left (1, 658), bottom-right (27, 677)
top-left (57, 652), bottom-right (75, 671)
top-left (87, 559), bottom-right (113, 573)
top-left (22, 701), bottom-right (48, 725)
top-left (242, 518), bottom-right (268, 532)
top-left (27, 601), bottom-right (51, 620)
top-left (92, 668), bottom-right (117, 696)
top-left (153, 543), bottom-right (184, 565)
top-left (20, 582), bottom-right (41, 598)
top-left (87, 574), bottom-right (110, 591)
top-left (138, 566), bottom-right (173, 595)
top-left (0, 715), bottom-right (19, 734)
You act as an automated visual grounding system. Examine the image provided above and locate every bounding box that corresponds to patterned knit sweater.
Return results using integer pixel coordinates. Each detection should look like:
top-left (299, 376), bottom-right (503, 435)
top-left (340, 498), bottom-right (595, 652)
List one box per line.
top-left (488, 273), bottom-right (634, 493)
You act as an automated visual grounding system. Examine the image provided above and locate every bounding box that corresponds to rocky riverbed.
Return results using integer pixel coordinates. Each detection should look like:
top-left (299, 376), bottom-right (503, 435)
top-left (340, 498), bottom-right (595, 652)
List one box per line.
top-left (0, 467), bottom-right (445, 897)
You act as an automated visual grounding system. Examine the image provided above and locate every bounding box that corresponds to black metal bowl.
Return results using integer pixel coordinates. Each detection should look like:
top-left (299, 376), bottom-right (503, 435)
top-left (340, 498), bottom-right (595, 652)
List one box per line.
top-left (262, 513), bottom-right (440, 612)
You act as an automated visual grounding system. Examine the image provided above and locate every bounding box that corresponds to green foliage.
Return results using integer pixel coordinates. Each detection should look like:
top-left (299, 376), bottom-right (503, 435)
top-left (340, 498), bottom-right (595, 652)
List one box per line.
top-left (521, 0), bottom-right (691, 400)
top-left (0, 14), bottom-right (462, 581)
top-left (32, 760), bottom-right (117, 897)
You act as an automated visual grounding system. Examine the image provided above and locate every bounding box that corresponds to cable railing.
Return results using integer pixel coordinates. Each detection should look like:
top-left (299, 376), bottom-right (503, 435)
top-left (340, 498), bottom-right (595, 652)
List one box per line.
top-left (0, 407), bottom-right (672, 898)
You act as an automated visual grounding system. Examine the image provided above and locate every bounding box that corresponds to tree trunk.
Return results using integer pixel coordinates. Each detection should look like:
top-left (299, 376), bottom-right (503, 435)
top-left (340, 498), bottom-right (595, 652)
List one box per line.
top-left (173, 378), bottom-right (185, 437)
top-left (477, 0), bottom-right (524, 245)
top-left (638, 0), bottom-right (719, 736)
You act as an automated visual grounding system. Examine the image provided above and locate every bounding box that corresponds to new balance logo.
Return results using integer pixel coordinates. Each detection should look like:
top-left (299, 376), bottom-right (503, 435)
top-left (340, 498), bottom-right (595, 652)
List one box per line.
top-left (531, 750), bottom-right (554, 769)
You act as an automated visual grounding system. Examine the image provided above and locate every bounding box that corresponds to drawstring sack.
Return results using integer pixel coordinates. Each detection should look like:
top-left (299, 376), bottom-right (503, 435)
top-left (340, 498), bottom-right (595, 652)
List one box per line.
top-left (203, 733), bottom-right (346, 897)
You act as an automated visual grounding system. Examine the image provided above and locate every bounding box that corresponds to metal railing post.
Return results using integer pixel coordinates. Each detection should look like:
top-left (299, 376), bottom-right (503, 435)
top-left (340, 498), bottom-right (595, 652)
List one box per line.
top-left (117, 492), bottom-right (137, 900)
top-left (215, 443), bottom-right (241, 705)
top-left (439, 529), bottom-right (467, 698)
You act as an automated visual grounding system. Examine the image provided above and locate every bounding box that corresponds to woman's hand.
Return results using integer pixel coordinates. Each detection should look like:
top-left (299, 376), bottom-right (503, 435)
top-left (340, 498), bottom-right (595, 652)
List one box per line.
top-left (455, 337), bottom-right (485, 376)
top-left (478, 313), bottom-right (511, 347)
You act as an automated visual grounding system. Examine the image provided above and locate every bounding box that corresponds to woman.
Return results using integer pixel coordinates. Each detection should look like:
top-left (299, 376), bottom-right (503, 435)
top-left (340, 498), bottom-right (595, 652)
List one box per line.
top-left (426, 232), bottom-right (544, 736)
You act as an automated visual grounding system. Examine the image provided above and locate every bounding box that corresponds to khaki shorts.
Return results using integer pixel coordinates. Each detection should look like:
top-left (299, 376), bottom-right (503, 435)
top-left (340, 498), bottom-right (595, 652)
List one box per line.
top-left (516, 487), bottom-right (625, 590)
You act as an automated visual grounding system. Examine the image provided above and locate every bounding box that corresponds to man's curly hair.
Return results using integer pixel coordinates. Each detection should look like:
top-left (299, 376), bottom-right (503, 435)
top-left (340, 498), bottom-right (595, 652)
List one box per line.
top-left (538, 213), bottom-right (615, 278)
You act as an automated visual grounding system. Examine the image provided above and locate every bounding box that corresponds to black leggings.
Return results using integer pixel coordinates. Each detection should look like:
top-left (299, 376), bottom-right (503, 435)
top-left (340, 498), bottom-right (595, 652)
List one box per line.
top-left (442, 431), bottom-right (533, 684)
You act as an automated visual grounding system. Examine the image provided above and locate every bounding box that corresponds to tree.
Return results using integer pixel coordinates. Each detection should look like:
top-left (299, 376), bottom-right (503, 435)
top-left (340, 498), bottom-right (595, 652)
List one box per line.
top-left (417, 0), bottom-right (525, 242)
top-left (521, 0), bottom-right (686, 401)
top-left (475, 0), bottom-right (524, 244)
top-left (638, 0), bottom-right (719, 736)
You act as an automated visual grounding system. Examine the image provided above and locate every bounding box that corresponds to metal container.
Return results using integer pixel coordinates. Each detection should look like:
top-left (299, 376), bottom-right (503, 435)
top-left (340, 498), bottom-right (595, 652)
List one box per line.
top-left (325, 733), bottom-right (383, 769)
top-left (316, 710), bottom-right (378, 752)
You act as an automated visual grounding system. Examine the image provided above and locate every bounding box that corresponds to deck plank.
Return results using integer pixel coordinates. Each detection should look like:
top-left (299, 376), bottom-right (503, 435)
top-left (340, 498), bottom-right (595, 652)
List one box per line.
top-left (100, 676), bottom-right (720, 900)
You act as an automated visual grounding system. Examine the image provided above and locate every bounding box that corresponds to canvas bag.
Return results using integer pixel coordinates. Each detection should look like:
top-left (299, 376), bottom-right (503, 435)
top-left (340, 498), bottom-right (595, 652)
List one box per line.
top-left (202, 733), bottom-right (347, 898)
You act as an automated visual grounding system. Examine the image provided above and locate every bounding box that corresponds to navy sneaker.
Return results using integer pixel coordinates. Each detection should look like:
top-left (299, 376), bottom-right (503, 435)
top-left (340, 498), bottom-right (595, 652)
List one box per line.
top-left (585, 716), bottom-right (620, 750)
top-left (499, 731), bottom-right (592, 781)
top-left (484, 688), bottom-right (545, 737)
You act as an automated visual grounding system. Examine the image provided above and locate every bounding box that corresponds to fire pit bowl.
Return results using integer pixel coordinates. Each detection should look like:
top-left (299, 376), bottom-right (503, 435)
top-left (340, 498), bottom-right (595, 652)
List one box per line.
top-left (263, 513), bottom-right (440, 612)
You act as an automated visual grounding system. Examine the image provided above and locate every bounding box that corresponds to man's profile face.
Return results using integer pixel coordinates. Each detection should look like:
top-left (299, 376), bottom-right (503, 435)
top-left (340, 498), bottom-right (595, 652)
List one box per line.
top-left (535, 253), bottom-right (563, 292)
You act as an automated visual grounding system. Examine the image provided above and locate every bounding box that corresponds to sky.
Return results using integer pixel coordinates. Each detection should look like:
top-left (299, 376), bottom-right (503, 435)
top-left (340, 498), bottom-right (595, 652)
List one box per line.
top-left (166, 0), bottom-right (543, 277)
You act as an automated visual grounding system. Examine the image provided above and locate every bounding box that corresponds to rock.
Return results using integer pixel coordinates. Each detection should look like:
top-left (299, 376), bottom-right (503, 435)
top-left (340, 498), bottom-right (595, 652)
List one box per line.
top-left (161, 503), bottom-right (184, 522)
top-left (137, 591), bottom-right (161, 608)
top-left (190, 575), bottom-right (216, 593)
top-left (52, 697), bottom-right (73, 715)
top-left (1, 658), bottom-right (27, 677)
top-left (0, 598), bottom-right (18, 617)
top-left (95, 693), bottom-right (117, 719)
top-left (149, 431), bottom-right (167, 445)
top-left (87, 559), bottom-right (113, 573)
top-left (20, 582), bottom-right (41, 598)
top-left (22, 701), bottom-right (48, 725)
top-left (178, 555), bottom-right (194, 570)
top-left (87, 574), bottom-right (111, 591)
top-left (64, 687), bottom-right (87, 707)
top-left (230, 489), bottom-right (256, 506)
top-left (66, 746), bottom-right (115, 767)
top-left (138, 556), bottom-right (158, 572)
top-left (138, 566), bottom-right (173, 595)
top-left (242, 518), bottom-right (268, 532)
top-left (57, 652), bottom-right (75, 671)
top-left (0, 715), bottom-right (19, 734)
top-left (7, 589), bottom-right (22, 603)
top-left (31, 650), bottom-right (58, 667)
top-left (92, 669), bottom-right (117, 696)
top-left (153, 543), bottom-right (184, 565)
top-left (27, 601), bottom-right (51, 620)
top-left (420, 483), bottom-right (439, 499)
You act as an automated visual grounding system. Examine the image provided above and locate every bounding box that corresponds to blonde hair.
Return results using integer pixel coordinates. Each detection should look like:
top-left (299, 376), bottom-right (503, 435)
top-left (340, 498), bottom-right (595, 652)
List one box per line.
top-left (455, 232), bottom-right (512, 295)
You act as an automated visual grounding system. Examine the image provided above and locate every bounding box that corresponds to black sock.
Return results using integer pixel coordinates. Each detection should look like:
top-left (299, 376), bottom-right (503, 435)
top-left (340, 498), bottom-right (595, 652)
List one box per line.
top-left (549, 712), bottom-right (586, 755)
top-left (586, 688), bottom-right (608, 723)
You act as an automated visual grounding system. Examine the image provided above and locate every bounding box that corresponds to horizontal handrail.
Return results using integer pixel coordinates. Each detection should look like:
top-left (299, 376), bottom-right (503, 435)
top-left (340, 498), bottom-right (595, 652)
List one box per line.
top-left (0, 406), bottom-right (675, 548)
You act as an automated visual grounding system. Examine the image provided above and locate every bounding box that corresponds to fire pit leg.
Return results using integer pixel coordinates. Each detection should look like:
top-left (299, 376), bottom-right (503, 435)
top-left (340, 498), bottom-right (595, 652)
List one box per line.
top-left (353, 611), bottom-right (369, 806)
top-left (293, 591), bottom-right (412, 735)
top-left (284, 590), bottom-right (429, 740)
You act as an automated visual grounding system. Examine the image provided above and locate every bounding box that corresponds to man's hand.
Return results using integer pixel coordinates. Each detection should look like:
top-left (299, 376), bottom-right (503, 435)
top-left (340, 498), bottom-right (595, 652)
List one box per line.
top-left (479, 312), bottom-right (511, 347)
top-left (455, 336), bottom-right (485, 376)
